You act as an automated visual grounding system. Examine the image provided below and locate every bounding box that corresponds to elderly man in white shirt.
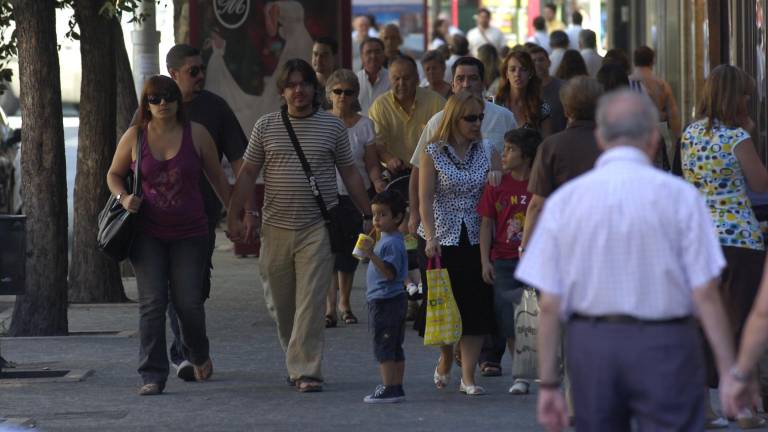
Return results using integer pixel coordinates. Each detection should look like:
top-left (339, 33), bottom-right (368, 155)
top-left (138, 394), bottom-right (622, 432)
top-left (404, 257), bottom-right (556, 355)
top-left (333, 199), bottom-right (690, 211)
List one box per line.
top-left (516, 90), bottom-right (738, 432)
top-left (407, 56), bottom-right (516, 233)
top-left (356, 38), bottom-right (390, 115)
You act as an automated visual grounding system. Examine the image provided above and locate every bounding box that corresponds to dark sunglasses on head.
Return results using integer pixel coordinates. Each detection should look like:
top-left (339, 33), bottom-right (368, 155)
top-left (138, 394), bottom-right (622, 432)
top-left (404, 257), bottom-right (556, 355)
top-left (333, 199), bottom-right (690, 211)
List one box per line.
top-left (331, 88), bottom-right (355, 96)
top-left (188, 65), bottom-right (206, 78)
top-left (147, 93), bottom-right (178, 105)
top-left (461, 113), bottom-right (485, 123)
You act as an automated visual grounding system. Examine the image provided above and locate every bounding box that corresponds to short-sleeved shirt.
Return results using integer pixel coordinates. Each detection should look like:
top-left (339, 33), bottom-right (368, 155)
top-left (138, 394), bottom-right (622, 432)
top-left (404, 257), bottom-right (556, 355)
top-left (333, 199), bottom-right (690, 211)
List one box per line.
top-left (541, 78), bottom-right (567, 134)
top-left (244, 110), bottom-right (355, 230)
top-left (369, 87), bottom-right (446, 166)
top-left (410, 101), bottom-right (517, 167)
top-left (417, 139), bottom-right (493, 246)
top-left (357, 68), bottom-right (390, 115)
top-left (516, 146), bottom-right (726, 319)
top-left (477, 174), bottom-right (531, 260)
top-left (366, 231), bottom-right (408, 301)
top-left (131, 90), bottom-right (247, 222)
top-left (528, 120), bottom-right (601, 197)
top-left (681, 119), bottom-right (764, 250)
top-left (337, 116), bottom-right (375, 195)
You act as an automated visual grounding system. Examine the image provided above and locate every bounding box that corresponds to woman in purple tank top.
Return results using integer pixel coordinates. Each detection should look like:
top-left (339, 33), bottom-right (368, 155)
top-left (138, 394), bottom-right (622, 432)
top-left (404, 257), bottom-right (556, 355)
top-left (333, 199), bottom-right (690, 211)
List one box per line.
top-left (106, 75), bottom-right (230, 396)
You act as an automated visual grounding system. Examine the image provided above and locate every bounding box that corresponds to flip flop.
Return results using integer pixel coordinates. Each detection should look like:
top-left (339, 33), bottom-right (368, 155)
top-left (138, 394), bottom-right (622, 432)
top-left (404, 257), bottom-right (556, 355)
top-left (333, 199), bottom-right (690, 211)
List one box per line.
top-left (479, 362), bottom-right (502, 377)
top-left (325, 314), bottom-right (337, 328)
top-left (340, 310), bottom-right (358, 325)
top-left (296, 378), bottom-right (323, 393)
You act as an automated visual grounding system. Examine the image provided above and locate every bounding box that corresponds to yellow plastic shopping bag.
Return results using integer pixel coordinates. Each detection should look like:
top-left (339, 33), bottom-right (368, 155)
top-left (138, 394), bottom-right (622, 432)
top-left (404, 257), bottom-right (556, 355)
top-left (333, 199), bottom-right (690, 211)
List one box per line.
top-left (423, 256), bottom-right (462, 346)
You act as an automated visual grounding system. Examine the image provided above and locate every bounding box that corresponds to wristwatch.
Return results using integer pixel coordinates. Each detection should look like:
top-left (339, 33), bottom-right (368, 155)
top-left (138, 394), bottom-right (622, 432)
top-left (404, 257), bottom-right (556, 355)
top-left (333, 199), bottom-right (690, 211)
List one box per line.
top-left (518, 246), bottom-right (525, 255)
top-left (116, 192), bottom-right (124, 203)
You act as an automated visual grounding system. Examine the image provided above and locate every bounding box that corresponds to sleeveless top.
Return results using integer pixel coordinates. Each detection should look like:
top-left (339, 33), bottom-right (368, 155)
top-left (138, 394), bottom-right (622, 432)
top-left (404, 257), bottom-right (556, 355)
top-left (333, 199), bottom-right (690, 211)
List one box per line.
top-left (132, 123), bottom-right (208, 240)
top-left (681, 119), bottom-right (764, 250)
top-left (417, 139), bottom-right (492, 246)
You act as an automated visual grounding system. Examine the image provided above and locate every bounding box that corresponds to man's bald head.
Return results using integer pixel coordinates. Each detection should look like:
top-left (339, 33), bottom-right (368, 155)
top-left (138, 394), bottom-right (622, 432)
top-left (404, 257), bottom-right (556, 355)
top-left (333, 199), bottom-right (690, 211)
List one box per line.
top-left (596, 90), bottom-right (660, 153)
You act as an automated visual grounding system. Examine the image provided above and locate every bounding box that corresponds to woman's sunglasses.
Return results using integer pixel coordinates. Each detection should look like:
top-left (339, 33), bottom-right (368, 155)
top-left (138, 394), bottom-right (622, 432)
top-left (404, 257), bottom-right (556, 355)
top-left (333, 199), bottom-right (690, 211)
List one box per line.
top-left (147, 93), bottom-right (178, 105)
top-left (331, 88), bottom-right (355, 96)
top-left (461, 113), bottom-right (485, 123)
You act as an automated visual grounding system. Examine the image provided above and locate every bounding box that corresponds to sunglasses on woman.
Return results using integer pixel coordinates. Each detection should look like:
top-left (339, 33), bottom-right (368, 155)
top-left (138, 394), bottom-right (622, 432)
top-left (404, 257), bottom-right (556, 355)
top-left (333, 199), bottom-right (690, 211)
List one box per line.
top-left (461, 113), bottom-right (485, 123)
top-left (331, 88), bottom-right (355, 96)
top-left (147, 93), bottom-right (178, 105)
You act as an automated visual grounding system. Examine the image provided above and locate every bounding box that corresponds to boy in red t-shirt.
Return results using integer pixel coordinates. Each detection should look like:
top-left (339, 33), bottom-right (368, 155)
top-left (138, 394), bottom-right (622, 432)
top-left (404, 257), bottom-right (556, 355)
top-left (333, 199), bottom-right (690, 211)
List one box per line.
top-left (477, 128), bottom-right (542, 395)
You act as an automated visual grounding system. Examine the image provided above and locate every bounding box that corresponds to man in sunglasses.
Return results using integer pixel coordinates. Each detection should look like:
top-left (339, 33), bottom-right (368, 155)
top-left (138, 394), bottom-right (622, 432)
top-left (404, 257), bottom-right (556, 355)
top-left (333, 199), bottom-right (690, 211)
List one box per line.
top-left (131, 43), bottom-right (255, 382)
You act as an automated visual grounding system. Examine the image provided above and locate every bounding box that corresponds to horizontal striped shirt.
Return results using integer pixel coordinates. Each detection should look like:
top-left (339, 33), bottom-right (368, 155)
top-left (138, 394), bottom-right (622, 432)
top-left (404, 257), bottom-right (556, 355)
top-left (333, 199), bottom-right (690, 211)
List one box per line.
top-left (244, 110), bottom-right (355, 230)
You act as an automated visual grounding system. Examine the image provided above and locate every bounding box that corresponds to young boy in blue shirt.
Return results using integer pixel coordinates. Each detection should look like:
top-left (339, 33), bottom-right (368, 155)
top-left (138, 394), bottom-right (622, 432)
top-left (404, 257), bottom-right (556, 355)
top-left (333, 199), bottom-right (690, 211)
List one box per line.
top-left (361, 190), bottom-right (409, 403)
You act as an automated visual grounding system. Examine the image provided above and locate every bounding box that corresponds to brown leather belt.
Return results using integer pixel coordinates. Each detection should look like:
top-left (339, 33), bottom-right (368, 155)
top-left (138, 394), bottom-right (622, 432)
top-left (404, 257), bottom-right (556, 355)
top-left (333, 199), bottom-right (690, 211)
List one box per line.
top-left (570, 313), bottom-right (693, 325)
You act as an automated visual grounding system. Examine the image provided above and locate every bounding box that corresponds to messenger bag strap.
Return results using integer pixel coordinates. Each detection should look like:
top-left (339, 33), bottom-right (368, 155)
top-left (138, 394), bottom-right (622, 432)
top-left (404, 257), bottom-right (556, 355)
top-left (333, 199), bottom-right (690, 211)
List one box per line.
top-left (133, 128), bottom-right (143, 196)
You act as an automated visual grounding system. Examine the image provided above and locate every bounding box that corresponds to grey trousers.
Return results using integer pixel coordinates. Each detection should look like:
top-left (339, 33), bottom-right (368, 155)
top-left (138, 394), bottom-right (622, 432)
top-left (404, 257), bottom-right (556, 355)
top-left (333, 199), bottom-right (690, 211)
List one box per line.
top-left (566, 319), bottom-right (704, 432)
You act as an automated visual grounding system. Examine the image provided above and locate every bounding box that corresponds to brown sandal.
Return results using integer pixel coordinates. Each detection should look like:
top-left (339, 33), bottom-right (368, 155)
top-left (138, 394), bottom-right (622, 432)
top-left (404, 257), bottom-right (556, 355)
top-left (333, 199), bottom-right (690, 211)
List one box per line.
top-left (138, 382), bottom-right (164, 396)
top-left (193, 358), bottom-right (213, 382)
top-left (296, 378), bottom-right (323, 393)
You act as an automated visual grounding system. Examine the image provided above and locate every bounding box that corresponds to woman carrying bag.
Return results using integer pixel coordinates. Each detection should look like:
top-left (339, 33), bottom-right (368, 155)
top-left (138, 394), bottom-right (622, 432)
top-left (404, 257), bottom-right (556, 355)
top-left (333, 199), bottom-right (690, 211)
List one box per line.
top-left (418, 90), bottom-right (501, 396)
top-left (106, 75), bottom-right (231, 396)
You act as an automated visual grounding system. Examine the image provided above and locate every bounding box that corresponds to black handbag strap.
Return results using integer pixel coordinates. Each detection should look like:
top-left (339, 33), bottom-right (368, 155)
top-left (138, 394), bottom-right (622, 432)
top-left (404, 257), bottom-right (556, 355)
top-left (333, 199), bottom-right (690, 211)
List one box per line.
top-left (133, 128), bottom-right (143, 196)
top-left (280, 107), bottom-right (332, 222)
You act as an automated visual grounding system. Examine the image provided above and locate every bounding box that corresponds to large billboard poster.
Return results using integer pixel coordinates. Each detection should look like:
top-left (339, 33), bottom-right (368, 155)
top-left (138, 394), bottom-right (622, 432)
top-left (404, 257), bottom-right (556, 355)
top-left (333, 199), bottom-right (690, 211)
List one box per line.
top-left (187, 0), bottom-right (348, 134)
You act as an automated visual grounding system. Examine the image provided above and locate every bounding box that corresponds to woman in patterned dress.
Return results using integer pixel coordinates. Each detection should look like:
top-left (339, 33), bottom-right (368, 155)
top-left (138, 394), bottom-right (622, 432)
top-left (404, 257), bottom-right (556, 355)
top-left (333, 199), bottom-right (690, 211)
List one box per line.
top-left (495, 48), bottom-right (553, 137)
top-left (681, 64), bottom-right (768, 428)
top-left (418, 91), bottom-right (501, 396)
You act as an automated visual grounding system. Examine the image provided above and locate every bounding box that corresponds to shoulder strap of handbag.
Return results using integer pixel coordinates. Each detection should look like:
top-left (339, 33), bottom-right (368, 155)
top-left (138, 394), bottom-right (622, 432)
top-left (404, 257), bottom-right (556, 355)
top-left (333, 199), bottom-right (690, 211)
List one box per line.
top-left (133, 128), bottom-right (143, 196)
top-left (279, 107), bottom-right (332, 222)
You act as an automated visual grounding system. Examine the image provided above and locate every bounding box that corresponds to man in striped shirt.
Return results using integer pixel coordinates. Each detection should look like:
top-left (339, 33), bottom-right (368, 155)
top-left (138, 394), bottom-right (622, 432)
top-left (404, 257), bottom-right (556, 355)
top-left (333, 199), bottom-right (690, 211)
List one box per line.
top-left (228, 59), bottom-right (372, 393)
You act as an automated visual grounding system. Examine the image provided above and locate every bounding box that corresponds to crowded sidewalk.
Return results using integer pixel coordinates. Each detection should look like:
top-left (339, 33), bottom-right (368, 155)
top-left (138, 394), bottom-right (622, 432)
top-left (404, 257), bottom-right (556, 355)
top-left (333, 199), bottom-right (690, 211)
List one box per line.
top-left (0, 230), bottom-right (541, 431)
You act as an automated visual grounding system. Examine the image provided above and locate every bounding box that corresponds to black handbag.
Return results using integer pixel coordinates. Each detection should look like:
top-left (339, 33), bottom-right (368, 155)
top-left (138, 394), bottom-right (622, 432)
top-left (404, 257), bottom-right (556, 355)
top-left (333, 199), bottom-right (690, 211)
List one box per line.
top-left (96, 129), bottom-right (143, 261)
top-left (280, 108), bottom-right (344, 253)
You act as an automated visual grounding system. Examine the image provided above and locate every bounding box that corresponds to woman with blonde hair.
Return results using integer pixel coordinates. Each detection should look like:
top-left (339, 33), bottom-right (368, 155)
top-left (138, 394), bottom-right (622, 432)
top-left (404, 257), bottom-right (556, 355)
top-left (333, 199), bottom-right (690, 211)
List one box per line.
top-left (495, 48), bottom-right (553, 137)
top-left (323, 68), bottom-right (384, 327)
top-left (418, 90), bottom-right (500, 396)
top-left (681, 64), bottom-right (768, 428)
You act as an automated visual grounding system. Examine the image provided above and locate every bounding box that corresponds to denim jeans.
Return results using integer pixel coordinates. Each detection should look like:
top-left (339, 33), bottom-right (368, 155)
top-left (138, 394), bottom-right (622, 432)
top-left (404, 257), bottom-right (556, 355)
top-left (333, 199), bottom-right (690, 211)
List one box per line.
top-left (130, 232), bottom-right (210, 384)
top-left (168, 222), bottom-right (217, 366)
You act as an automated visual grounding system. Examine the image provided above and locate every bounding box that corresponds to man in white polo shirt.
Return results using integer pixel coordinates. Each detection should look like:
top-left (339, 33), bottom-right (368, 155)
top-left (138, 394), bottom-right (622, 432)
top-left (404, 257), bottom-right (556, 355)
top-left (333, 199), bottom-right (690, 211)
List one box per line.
top-left (516, 90), bottom-right (737, 431)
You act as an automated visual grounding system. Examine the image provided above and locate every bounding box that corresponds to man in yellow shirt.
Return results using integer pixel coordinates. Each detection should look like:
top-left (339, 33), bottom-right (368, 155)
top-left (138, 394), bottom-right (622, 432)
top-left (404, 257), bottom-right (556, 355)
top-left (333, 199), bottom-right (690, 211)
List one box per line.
top-left (544, 3), bottom-right (565, 32)
top-left (368, 56), bottom-right (445, 175)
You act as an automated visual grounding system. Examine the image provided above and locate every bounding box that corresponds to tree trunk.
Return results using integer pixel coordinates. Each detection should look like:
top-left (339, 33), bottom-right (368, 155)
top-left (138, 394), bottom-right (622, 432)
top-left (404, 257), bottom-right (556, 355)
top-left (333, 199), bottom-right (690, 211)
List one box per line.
top-left (114, 20), bottom-right (137, 141)
top-left (114, 19), bottom-right (137, 279)
top-left (8, 0), bottom-right (69, 336)
top-left (69, 0), bottom-right (126, 303)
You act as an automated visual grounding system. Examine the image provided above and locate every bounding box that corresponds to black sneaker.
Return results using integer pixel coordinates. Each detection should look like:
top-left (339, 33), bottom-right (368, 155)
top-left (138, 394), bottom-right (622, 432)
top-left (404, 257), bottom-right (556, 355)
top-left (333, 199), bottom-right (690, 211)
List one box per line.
top-left (175, 360), bottom-right (196, 382)
top-left (363, 385), bottom-right (405, 404)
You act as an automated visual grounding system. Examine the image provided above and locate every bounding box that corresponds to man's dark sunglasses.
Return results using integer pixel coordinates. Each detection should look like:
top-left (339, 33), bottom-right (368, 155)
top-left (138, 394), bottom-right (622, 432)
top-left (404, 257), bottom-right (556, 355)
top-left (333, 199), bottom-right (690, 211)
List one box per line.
top-left (461, 113), bottom-right (485, 123)
top-left (188, 65), bottom-right (206, 78)
top-left (147, 93), bottom-right (178, 105)
top-left (331, 88), bottom-right (355, 96)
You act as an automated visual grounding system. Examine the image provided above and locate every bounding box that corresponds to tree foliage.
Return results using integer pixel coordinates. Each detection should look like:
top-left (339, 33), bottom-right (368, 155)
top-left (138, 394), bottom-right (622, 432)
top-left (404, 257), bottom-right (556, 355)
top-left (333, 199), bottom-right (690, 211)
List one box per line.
top-left (0, 0), bottom-right (151, 91)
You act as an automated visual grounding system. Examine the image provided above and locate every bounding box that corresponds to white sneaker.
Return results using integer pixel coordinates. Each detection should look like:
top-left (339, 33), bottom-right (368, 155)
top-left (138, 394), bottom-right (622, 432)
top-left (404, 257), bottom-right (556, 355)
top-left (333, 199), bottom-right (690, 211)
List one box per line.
top-left (175, 360), bottom-right (195, 382)
top-left (459, 379), bottom-right (486, 396)
top-left (406, 283), bottom-right (419, 296)
top-left (509, 379), bottom-right (530, 395)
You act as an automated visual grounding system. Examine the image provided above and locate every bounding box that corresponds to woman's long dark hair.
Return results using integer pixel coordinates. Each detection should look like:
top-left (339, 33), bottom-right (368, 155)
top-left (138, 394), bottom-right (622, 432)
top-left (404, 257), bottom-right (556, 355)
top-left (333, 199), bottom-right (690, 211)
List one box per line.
top-left (496, 49), bottom-right (543, 127)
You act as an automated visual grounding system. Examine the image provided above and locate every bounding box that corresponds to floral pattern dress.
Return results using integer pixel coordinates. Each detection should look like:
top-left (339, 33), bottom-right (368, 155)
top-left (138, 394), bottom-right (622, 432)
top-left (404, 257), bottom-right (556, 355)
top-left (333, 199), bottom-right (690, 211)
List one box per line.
top-left (681, 119), bottom-right (764, 251)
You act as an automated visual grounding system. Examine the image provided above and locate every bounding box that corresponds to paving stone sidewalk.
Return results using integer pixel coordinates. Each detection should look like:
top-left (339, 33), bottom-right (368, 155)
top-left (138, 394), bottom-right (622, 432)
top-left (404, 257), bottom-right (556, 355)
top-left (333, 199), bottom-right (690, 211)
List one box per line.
top-left (0, 231), bottom-right (542, 431)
